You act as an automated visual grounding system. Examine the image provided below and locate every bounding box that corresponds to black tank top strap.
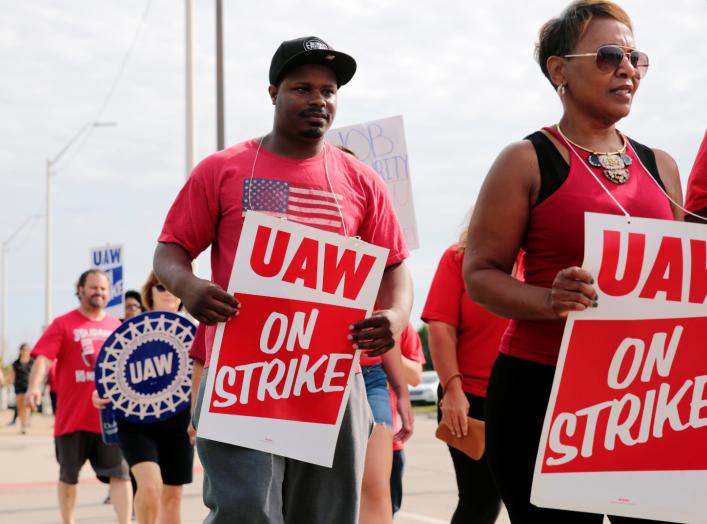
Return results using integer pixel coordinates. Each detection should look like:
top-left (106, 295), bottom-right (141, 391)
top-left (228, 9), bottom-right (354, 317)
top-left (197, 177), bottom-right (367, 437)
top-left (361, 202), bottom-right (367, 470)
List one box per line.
top-left (524, 131), bottom-right (569, 207)
top-left (627, 138), bottom-right (666, 191)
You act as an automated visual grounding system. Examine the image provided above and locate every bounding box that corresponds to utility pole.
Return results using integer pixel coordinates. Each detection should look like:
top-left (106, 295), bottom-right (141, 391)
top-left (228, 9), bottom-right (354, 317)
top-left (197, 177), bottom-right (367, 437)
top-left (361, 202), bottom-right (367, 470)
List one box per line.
top-left (215, 0), bottom-right (225, 151)
top-left (186, 0), bottom-right (196, 178)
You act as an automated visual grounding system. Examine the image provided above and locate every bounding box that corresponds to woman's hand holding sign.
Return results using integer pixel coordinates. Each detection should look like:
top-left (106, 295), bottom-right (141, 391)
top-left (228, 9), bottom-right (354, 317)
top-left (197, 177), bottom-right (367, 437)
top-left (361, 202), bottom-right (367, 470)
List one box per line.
top-left (91, 390), bottom-right (110, 410)
top-left (549, 267), bottom-right (598, 319)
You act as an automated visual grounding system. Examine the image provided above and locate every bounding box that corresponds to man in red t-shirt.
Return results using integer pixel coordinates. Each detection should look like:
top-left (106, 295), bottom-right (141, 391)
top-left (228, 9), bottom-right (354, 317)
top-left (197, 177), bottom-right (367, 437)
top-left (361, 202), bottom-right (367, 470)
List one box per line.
top-left (153, 36), bottom-right (412, 524)
top-left (27, 269), bottom-right (131, 524)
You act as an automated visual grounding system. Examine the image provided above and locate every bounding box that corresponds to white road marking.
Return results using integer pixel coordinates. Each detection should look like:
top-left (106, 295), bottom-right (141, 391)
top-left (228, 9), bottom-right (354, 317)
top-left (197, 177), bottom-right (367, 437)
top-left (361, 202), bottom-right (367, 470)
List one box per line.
top-left (396, 511), bottom-right (448, 524)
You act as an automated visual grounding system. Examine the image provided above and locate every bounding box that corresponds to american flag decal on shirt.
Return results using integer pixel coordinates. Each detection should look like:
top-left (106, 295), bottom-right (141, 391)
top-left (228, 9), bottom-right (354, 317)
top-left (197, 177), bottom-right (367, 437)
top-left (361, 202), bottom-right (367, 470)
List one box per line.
top-left (243, 178), bottom-right (344, 231)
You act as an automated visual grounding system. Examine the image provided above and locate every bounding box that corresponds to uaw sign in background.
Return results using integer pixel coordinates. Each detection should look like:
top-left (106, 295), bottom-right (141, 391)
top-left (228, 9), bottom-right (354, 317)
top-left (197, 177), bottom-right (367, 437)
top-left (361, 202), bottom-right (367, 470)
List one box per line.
top-left (532, 213), bottom-right (707, 523)
top-left (90, 244), bottom-right (124, 319)
top-left (95, 311), bottom-right (195, 422)
top-left (327, 115), bottom-right (419, 249)
top-left (198, 212), bottom-right (388, 467)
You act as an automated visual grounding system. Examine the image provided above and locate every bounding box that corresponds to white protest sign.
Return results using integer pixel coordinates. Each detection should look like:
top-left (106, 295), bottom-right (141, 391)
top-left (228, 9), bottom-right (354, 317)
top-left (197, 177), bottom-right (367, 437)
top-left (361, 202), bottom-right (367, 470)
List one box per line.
top-left (197, 212), bottom-right (388, 467)
top-left (327, 115), bottom-right (419, 249)
top-left (90, 244), bottom-right (124, 319)
top-left (532, 213), bottom-right (707, 523)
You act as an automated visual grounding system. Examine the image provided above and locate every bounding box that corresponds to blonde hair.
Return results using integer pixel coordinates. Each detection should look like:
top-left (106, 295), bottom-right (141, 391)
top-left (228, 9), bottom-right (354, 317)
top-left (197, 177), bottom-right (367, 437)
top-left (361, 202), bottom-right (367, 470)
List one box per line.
top-left (141, 271), bottom-right (161, 311)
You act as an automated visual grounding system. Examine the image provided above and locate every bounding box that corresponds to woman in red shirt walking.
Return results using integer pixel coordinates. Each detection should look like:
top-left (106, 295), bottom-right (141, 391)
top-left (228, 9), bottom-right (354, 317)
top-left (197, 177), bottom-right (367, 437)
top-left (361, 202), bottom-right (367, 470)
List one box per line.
top-left (463, 1), bottom-right (682, 522)
top-left (422, 227), bottom-right (510, 524)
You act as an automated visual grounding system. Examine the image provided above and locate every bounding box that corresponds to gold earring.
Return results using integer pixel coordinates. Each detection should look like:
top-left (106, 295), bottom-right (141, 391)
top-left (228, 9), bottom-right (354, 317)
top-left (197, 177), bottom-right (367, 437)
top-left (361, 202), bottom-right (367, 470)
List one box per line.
top-left (556, 82), bottom-right (566, 97)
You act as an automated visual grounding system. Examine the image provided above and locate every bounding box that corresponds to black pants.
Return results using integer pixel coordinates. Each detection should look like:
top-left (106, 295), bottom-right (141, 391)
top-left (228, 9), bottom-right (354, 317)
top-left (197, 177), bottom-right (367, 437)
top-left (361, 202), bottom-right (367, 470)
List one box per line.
top-left (437, 386), bottom-right (501, 524)
top-left (485, 353), bottom-right (677, 524)
top-left (390, 449), bottom-right (404, 514)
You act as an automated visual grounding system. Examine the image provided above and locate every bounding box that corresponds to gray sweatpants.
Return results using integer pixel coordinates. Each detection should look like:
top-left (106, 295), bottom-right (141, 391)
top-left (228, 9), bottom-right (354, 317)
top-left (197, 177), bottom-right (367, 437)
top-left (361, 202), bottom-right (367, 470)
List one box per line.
top-left (193, 368), bottom-right (372, 524)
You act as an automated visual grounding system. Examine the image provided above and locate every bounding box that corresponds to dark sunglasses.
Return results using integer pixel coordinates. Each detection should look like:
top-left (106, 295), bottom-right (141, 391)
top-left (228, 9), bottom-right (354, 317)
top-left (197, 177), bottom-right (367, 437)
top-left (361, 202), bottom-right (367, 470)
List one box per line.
top-left (564, 45), bottom-right (649, 78)
top-left (154, 283), bottom-right (167, 292)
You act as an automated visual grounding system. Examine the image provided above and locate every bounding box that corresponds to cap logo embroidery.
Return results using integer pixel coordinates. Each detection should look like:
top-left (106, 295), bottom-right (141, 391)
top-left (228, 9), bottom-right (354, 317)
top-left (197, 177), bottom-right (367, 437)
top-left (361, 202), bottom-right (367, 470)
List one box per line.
top-left (304, 39), bottom-right (329, 51)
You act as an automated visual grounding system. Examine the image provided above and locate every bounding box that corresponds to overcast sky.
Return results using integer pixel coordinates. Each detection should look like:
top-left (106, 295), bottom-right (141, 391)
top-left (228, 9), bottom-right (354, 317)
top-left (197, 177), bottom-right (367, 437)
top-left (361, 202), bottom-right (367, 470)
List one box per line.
top-left (1, 0), bottom-right (705, 362)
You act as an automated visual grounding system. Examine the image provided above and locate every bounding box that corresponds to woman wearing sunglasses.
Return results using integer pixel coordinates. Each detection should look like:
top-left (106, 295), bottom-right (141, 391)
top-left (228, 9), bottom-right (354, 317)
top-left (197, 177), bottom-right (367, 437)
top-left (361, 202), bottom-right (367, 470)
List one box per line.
top-left (463, 1), bottom-right (682, 523)
top-left (114, 272), bottom-right (193, 524)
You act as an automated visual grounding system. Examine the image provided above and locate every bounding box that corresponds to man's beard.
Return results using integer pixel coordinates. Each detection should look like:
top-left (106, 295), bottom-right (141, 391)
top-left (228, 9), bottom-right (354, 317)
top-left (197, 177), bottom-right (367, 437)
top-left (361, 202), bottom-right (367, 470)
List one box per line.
top-left (88, 295), bottom-right (105, 308)
top-left (302, 127), bottom-right (324, 139)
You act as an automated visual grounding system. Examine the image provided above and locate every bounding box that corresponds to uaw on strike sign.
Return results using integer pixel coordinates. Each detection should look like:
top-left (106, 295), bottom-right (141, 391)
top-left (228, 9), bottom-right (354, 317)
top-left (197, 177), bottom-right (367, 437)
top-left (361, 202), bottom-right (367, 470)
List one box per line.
top-left (197, 212), bottom-right (388, 467)
top-left (532, 213), bottom-right (707, 523)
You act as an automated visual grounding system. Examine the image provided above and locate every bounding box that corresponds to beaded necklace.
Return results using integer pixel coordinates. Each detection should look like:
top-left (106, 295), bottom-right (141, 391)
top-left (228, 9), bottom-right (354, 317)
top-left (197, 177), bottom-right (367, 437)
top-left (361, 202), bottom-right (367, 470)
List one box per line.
top-left (556, 124), bottom-right (632, 184)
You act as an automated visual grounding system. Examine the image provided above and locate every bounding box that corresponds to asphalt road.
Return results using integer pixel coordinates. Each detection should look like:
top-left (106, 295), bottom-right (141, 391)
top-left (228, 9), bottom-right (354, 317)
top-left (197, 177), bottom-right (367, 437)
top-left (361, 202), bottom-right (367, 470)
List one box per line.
top-left (0, 406), bottom-right (509, 524)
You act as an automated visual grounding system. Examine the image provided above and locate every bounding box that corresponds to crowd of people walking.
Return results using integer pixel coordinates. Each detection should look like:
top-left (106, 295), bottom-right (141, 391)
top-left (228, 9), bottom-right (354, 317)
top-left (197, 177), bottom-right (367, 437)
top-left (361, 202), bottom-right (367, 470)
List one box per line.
top-left (2, 1), bottom-right (706, 523)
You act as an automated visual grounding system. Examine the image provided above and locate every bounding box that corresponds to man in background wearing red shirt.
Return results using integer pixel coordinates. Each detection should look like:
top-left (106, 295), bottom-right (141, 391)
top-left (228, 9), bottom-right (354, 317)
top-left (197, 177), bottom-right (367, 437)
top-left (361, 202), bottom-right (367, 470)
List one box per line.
top-left (28, 269), bottom-right (131, 524)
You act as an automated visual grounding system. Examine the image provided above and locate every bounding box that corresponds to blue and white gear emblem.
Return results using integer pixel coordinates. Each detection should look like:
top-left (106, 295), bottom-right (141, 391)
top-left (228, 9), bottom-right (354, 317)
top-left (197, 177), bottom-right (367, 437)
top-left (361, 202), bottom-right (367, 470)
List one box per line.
top-left (95, 311), bottom-right (196, 423)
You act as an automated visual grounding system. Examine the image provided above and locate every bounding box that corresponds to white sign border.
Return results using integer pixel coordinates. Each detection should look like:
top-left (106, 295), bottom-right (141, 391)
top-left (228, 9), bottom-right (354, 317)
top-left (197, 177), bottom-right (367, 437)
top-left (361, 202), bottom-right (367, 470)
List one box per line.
top-left (531, 212), bottom-right (707, 523)
top-left (197, 211), bottom-right (389, 467)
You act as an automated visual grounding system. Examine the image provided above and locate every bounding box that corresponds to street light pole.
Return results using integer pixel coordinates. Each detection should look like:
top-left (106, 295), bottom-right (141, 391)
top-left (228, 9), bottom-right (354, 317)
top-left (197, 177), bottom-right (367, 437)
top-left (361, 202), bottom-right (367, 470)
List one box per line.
top-left (1, 214), bottom-right (42, 365)
top-left (215, 0), bottom-right (225, 151)
top-left (45, 157), bottom-right (53, 330)
top-left (186, 0), bottom-right (195, 178)
top-left (44, 122), bottom-right (115, 328)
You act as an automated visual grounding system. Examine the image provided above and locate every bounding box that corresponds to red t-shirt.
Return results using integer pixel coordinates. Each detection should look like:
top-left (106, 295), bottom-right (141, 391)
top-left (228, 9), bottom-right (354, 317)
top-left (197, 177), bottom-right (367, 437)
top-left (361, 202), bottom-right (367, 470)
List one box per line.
top-left (32, 309), bottom-right (120, 436)
top-left (390, 323), bottom-right (425, 451)
top-left (159, 140), bottom-right (408, 365)
top-left (189, 322), bottom-right (206, 362)
top-left (421, 245), bottom-right (508, 397)
top-left (685, 130), bottom-right (707, 214)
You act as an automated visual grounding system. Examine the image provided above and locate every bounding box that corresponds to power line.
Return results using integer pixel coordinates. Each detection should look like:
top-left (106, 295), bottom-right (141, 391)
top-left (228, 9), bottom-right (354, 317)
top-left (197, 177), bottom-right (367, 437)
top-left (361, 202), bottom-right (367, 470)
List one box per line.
top-left (57, 0), bottom-right (153, 170)
top-left (94, 0), bottom-right (153, 122)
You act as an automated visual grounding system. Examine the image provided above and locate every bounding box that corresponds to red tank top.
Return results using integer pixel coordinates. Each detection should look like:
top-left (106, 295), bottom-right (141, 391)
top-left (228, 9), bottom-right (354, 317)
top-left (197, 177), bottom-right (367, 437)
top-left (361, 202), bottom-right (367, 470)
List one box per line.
top-left (501, 126), bottom-right (674, 366)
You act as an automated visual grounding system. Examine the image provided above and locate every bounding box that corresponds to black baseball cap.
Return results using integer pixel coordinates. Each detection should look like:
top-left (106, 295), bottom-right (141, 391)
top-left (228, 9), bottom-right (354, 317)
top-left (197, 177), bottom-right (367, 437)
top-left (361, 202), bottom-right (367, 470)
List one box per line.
top-left (269, 36), bottom-right (357, 87)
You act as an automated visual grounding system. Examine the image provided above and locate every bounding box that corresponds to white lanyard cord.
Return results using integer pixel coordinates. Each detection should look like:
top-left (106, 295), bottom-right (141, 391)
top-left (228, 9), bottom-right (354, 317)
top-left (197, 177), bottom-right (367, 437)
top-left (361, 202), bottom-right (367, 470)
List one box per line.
top-left (554, 126), bottom-right (631, 221)
top-left (247, 138), bottom-right (349, 237)
top-left (626, 140), bottom-right (707, 223)
top-left (246, 138), bottom-right (263, 214)
top-left (554, 126), bottom-right (707, 223)
top-left (322, 144), bottom-right (349, 237)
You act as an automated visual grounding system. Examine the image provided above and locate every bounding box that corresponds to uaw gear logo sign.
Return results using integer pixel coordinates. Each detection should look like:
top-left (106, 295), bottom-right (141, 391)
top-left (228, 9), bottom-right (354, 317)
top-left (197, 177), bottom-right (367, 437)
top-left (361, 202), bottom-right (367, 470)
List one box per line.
top-left (304, 38), bottom-right (328, 51)
top-left (95, 312), bottom-right (195, 423)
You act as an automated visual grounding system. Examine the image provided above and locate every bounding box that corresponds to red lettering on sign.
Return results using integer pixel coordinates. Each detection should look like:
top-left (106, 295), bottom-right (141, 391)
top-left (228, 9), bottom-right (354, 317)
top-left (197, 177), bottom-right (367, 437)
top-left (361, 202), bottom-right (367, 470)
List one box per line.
top-left (247, 225), bottom-right (377, 301)
top-left (598, 230), bottom-right (645, 296)
top-left (639, 236), bottom-right (683, 302)
top-left (322, 243), bottom-right (376, 301)
top-left (250, 226), bottom-right (291, 277)
top-left (282, 237), bottom-right (319, 289)
top-left (689, 240), bottom-right (707, 305)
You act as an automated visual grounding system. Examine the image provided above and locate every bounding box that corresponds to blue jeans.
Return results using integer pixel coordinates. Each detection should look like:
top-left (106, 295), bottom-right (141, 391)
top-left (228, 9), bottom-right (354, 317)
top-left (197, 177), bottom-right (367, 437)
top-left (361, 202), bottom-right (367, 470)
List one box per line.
top-left (361, 363), bottom-right (393, 429)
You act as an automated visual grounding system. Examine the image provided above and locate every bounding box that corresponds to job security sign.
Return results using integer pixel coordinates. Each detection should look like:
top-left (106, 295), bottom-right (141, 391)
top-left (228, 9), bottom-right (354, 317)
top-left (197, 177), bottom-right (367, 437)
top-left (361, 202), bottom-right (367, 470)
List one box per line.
top-left (197, 212), bottom-right (388, 467)
top-left (532, 213), bottom-right (707, 523)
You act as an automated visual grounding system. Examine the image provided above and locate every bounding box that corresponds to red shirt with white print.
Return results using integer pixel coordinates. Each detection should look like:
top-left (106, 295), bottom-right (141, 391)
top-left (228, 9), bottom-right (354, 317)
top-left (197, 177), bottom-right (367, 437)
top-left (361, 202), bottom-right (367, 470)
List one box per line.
top-left (159, 140), bottom-right (408, 365)
top-left (32, 309), bottom-right (120, 436)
